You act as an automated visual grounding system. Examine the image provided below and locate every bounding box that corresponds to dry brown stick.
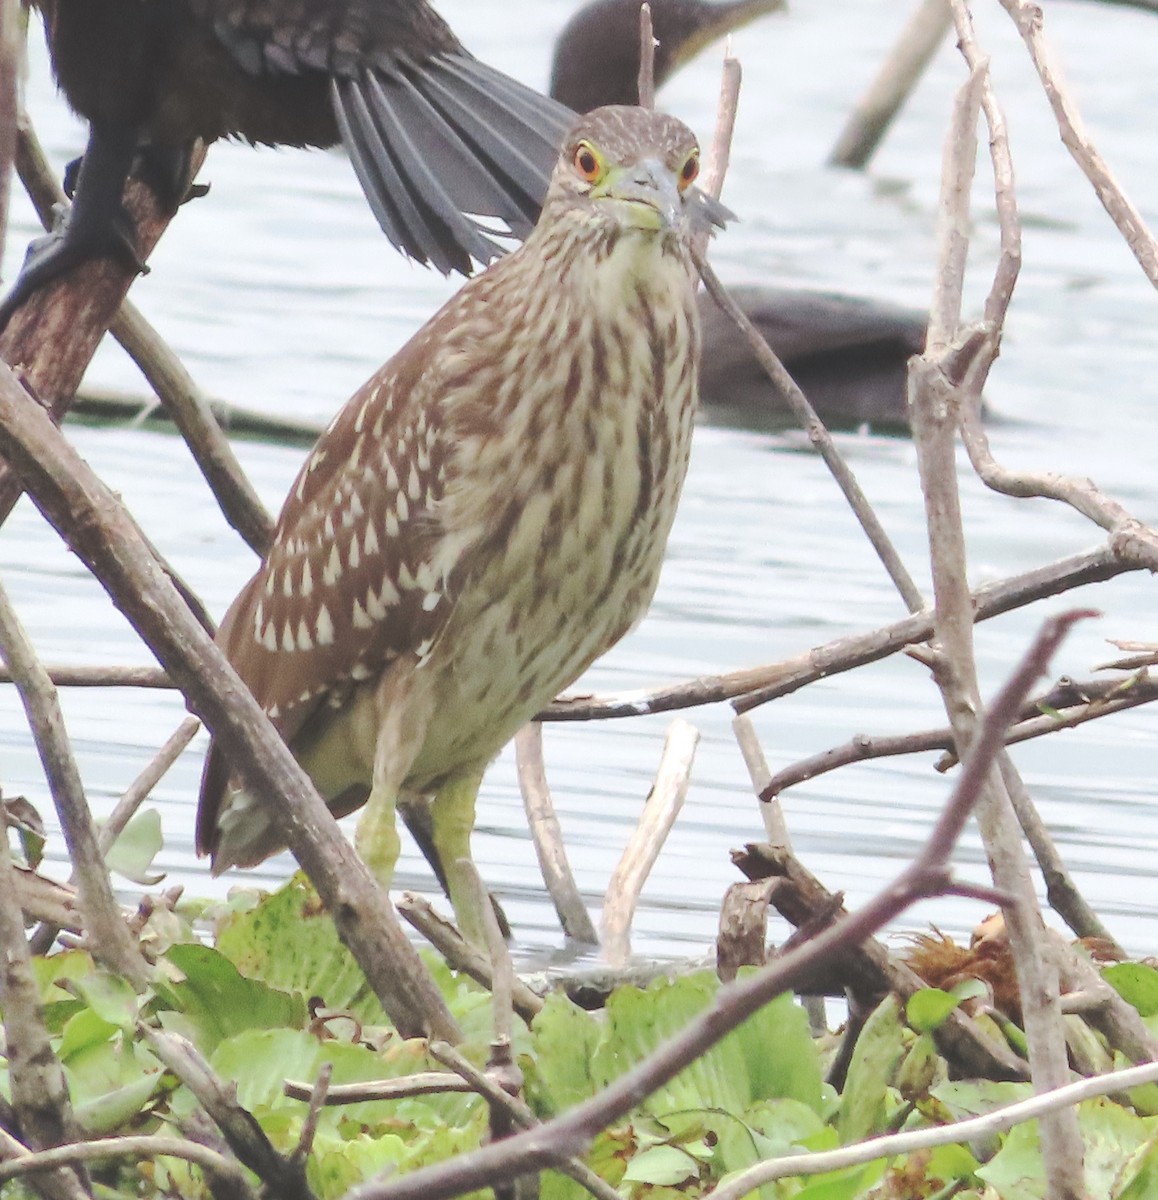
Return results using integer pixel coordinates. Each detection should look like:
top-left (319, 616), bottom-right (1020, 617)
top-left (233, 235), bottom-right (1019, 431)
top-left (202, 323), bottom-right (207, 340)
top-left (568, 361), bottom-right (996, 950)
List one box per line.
top-left (732, 714), bottom-right (790, 845)
top-left (0, 1135), bottom-right (252, 1192)
top-left (695, 253), bottom-right (925, 616)
top-left (0, 827), bottom-right (90, 1200)
top-left (395, 893), bottom-right (544, 1023)
top-left (515, 724), bottom-right (598, 944)
top-left (554, 545), bottom-right (1127, 720)
top-left (12, 119), bottom-right (274, 555)
top-left (101, 715), bottom-right (202, 852)
top-left (347, 612), bottom-right (1089, 1200)
top-left (0, 361), bottom-right (459, 1043)
top-left (733, 843), bottom-right (1028, 1079)
top-left (761, 674), bottom-right (1158, 798)
top-left (0, 127), bottom-right (208, 526)
top-left (28, 715), bottom-right (202, 955)
top-left (0, 0), bottom-right (18, 268)
top-left (600, 717), bottom-right (699, 966)
top-left (428, 1042), bottom-right (623, 1200)
top-left (917, 10), bottom-right (1081, 1188)
top-left (637, 3), bottom-right (655, 109)
top-left (141, 1027), bottom-right (316, 1200)
top-left (0, 663), bottom-right (172, 688)
top-left (828, 0), bottom-right (952, 168)
top-left (0, 575), bottom-right (149, 987)
top-left (283, 1073), bottom-right (474, 1104)
top-left (999, 0), bottom-right (1158, 288)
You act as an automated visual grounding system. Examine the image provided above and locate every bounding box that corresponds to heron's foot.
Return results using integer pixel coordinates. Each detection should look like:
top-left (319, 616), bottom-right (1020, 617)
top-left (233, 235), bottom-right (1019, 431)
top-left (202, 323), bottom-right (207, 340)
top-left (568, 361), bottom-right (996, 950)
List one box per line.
top-left (354, 800), bottom-right (402, 892)
top-left (0, 204), bottom-right (146, 332)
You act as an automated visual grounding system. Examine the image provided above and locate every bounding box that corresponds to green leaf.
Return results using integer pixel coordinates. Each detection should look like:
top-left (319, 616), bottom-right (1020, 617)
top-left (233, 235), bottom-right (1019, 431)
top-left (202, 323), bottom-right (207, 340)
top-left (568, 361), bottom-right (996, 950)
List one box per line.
top-left (974, 1118), bottom-right (1045, 1200)
top-left (74, 1068), bottom-right (166, 1135)
top-left (58, 1006), bottom-right (118, 1062)
top-left (214, 874), bottom-right (387, 1024)
top-left (71, 969), bottom-right (140, 1030)
top-left (1116, 1137), bottom-right (1158, 1199)
top-left (621, 1144), bottom-right (700, 1186)
top-left (527, 991), bottom-right (602, 1113)
top-left (104, 808), bottom-right (164, 884)
top-left (586, 972), bottom-right (821, 1120)
top-left (161, 942), bottom-right (306, 1051)
top-left (907, 987), bottom-right (961, 1033)
top-left (835, 994), bottom-right (905, 1144)
top-left (1104, 963), bottom-right (1158, 1018)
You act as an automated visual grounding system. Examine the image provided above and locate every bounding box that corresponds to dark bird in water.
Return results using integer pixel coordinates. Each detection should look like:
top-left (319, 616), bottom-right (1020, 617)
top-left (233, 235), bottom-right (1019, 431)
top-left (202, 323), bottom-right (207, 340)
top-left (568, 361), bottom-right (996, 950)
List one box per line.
top-left (0, 0), bottom-right (574, 327)
top-left (197, 105), bottom-right (715, 944)
top-left (550, 0), bottom-right (785, 112)
top-left (551, 0), bottom-right (930, 433)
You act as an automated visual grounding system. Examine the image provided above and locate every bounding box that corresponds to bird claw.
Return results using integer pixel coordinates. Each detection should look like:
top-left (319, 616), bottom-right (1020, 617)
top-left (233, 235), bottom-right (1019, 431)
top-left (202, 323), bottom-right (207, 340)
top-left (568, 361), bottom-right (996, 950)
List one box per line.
top-left (0, 203), bottom-right (147, 333)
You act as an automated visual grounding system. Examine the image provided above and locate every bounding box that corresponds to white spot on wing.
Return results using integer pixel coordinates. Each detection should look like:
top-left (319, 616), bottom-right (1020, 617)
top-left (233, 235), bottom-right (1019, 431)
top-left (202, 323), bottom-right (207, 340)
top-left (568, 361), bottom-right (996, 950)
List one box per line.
top-left (297, 618), bottom-right (314, 651)
top-left (315, 604), bottom-right (335, 646)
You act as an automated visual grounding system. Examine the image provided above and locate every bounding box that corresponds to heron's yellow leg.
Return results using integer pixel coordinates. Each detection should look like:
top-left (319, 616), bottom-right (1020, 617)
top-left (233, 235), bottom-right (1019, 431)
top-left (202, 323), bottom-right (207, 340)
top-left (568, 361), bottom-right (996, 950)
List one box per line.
top-left (430, 766), bottom-right (488, 947)
top-left (354, 665), bottom-right (433, 888)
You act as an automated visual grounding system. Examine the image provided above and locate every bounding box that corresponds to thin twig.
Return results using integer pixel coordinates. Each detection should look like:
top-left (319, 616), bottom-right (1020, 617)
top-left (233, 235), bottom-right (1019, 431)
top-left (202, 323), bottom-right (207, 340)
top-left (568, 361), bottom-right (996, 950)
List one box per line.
top-left (711, 1058), bottom-right (1158, 1198)
top-left (828, 0), bottom-right (952, 168)
top-left (998, 0), bottom-right (1158, 288)
top-left (345, 613), bottom-right (1087, 1200)
top-left (694, 253), bottom-right (925, 615)
top-left (0, 575), bottom-right (149, 986)
top-left (395, 894), bottom-right (544, 1023)
top-left (601, 718), bottom-right (698, 966)
top-left (0, 1134), bottom-right (251, 1189)
top-left (515, 723), bottom-right (598, 943)
top-left (637, 4), bottom-right (655, 110)
top-left (731, 714), bottom-right (790, 845)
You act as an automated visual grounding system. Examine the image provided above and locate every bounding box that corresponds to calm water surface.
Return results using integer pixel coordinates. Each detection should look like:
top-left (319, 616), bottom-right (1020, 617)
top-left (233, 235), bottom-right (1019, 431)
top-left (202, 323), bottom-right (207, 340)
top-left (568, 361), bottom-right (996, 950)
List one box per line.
top-left (2, 0), bottom-right (1157, 962)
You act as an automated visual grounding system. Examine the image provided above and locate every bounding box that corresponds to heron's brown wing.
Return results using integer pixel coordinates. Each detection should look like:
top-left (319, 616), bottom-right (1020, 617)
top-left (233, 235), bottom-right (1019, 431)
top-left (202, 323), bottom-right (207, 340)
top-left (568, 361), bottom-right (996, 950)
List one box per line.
top-left (191, 0), bottom-right (573, 273)
top-left (196, 338), bottom-right (458, 853)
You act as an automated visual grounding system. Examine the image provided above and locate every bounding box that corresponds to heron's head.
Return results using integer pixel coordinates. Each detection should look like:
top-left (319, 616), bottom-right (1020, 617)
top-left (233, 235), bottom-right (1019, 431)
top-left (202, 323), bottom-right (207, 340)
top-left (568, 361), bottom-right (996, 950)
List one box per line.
top-left (543, 106), bottom-right (703, 238)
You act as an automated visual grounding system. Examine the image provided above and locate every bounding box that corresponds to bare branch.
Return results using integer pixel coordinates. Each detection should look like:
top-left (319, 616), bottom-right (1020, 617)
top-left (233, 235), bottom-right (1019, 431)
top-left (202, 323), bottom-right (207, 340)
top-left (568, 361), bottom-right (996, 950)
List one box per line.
top-left (828, 0), bottom-right (952, 169)
top-left (515, 723), bottom-right (598, 944)
top-left (998, 0), bottom-right (1158, 288)
top-left (0, 576), bottom-right (149, 986)
top-left (601, 718), bottom-right (698, 966)
top-left (0, 361), bottom-right (459, 1042)
top-left (11, 119), bottom-right (273, 554)
top-left (637, 4), bottom-right (655, 109)
top-left (710, 1058), bottom-right (1158, 1198)
top-left (345, 613), bottom-right (1087, 1200)
top-left (695, 252), bottom-right (925, 614)
top-left (0, 1134), bottom-right (251, 1191)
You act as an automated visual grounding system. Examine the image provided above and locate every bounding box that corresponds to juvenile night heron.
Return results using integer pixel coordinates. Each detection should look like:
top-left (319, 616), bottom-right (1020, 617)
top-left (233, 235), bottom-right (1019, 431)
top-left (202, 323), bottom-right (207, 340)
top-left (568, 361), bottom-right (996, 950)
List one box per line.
top-left (0, 0), bottom-right (573, 326)
top-left (197, 105), bottom-right (720, 943)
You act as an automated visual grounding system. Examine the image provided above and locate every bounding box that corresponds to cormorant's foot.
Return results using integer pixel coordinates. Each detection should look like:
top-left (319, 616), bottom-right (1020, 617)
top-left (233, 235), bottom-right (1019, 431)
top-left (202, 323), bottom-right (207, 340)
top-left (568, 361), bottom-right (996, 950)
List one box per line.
top-left (135, 144), bottom-right (201, 213)
top-left (0, 206), bottom-right (147, 332)
top-left (66, 146), bottom-right (207, 211)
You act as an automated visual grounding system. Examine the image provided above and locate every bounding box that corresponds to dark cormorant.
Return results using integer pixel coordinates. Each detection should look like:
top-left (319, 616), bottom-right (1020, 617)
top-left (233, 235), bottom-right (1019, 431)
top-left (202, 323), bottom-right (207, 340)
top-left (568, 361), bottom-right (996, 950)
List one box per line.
top-left (0, 0), bottom-right (574, 326)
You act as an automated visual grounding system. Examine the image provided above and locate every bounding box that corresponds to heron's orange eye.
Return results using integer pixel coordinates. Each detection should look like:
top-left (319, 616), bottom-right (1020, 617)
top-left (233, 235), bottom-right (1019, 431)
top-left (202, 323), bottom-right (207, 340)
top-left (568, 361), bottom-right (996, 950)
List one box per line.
top-left (678, 151), bottom-right (700, 191)
top-left (574, 142), bottom-right (602, 183)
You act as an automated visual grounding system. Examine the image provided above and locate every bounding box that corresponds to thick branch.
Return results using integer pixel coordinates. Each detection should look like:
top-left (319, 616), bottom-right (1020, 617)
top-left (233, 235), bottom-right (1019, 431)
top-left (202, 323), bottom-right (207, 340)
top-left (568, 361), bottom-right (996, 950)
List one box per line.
top-left (0, 361), bottom-right (459, 1042)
